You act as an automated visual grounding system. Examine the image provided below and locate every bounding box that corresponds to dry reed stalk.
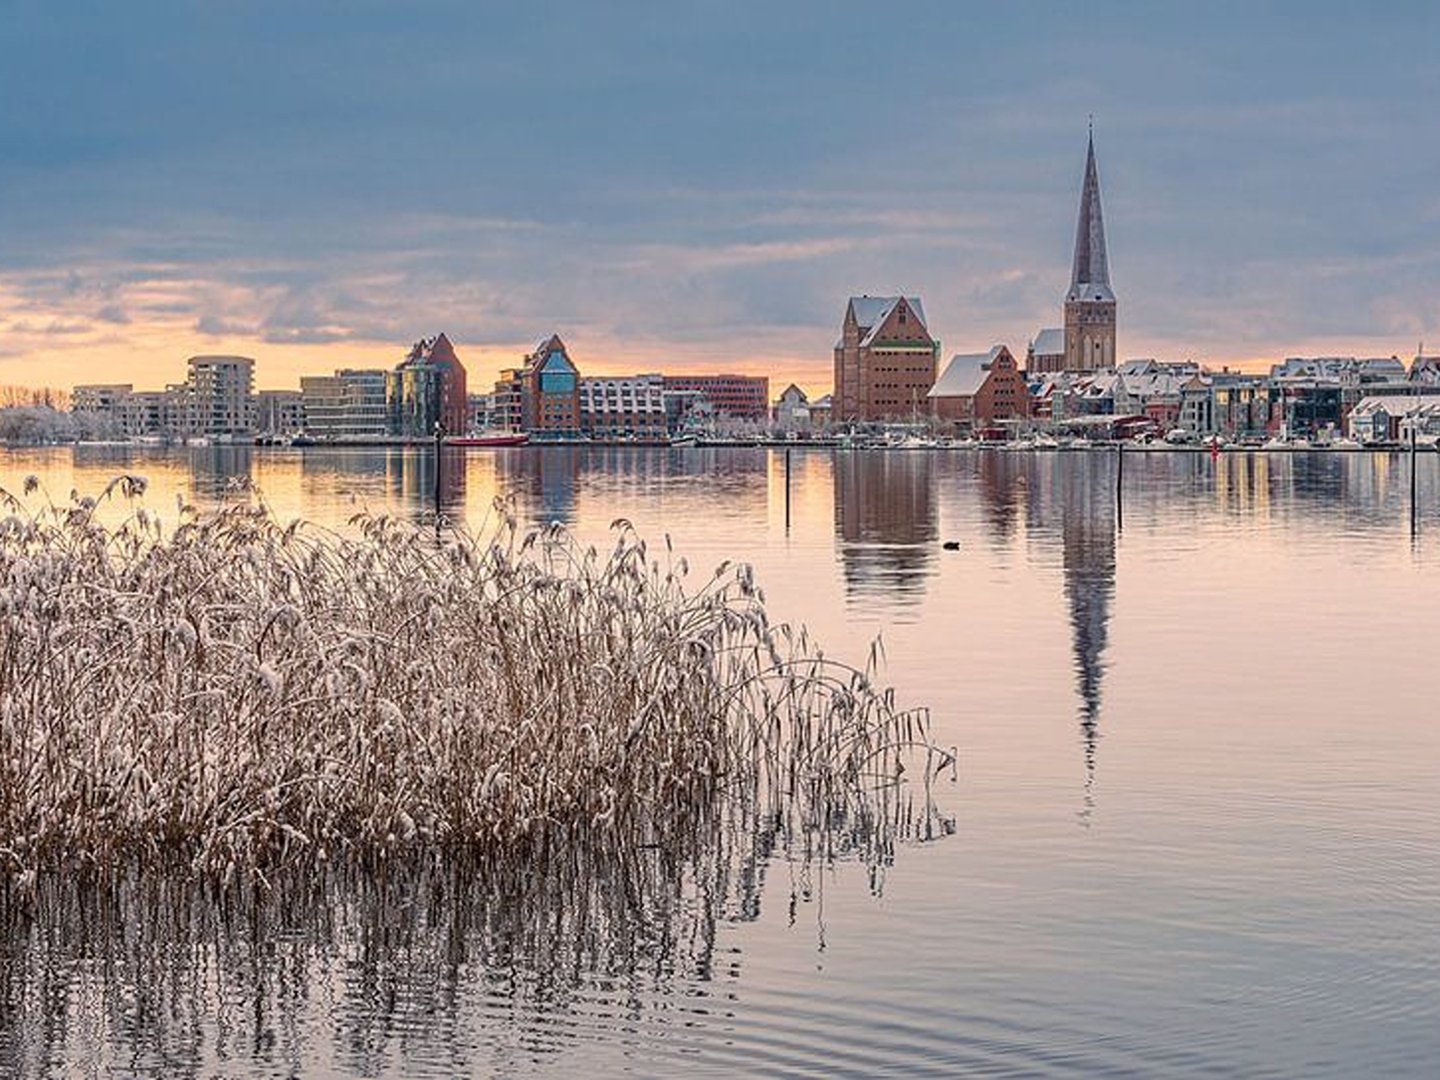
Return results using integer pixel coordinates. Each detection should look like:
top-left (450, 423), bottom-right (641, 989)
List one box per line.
top-left (0, 478), bottom-right (954, 893)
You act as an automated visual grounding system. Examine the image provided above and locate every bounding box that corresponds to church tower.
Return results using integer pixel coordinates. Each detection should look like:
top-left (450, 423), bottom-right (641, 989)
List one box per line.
top-left (1063, 130), bottom-right (1116, 373)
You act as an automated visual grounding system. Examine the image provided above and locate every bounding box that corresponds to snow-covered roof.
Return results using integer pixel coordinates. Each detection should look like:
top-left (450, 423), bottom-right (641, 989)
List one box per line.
top-left (928, 354), bottom-right (988, 399)
top-left (1031, 328), bottom-right (1064, 356)
top-left (928, 346), bottom-right (1007, 400)
top-left (841, 295), bottom-right (929, 348)
top-left (1351, 394), bottom-right (1440, 418)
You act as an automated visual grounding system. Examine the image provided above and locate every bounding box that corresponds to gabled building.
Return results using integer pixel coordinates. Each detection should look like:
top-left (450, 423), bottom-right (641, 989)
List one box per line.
top-left (928, 345), bottom-right (1028, 432)
top-left (1410, 354), bottom-right (1440, 387)
top-left (773, 384), bottom-right (810, 430)
top-left (518, 334), bottom-right (582, 436)
top-left (388, 333), bottom-right (468, 438)
top-left (833, 295), bottom-right (939, 423)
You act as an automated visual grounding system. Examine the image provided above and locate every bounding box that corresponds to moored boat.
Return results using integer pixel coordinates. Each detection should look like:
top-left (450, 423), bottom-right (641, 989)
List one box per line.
top-left (446, 432), bottom-right (529, 447)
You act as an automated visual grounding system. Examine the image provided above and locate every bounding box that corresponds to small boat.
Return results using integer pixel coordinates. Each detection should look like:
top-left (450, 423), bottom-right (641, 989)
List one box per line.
top-left (446, 432), bottom-right (529, 448)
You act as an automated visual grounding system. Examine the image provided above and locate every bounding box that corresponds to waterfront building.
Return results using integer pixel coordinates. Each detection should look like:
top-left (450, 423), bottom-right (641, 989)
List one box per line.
top-left (1178, 375), bottom-right (1213, 434)
top-left (578, 373), bottom-right (667, 438)
top-left (255, 390), bottom-right (304, 436)
top-left (809, 393), bottom-right (833, 428)
top-left (1210, 373), bottom-right (1274, 438)
top-left (773, 384), bottom-right (811, 430)
top-left (184, 356), bottom-right (256, 436)
top-left (833, 295), bottom-right (939, 423)
top-left (300, 369), bottom-right (388, 440)
top-left (71, 384), bottom-right (133, 417)
top-left (1063, 133), bottom-right (1117, 374)
top-left (387, 333), bottom-right (469, 438)
top-left (1410, 354), bottom-right (1440, 386)
top-left (929, 345), bottom-right (1028, 432)
top-left (71, 384), bottom-right (133, 436)
top-left (490, 369), bottom-right (526, 433)
top-left (661, 374), bottom-right (770, 421)
top-left (1268, 356), bottom-right (1408, 438)
top-left (521, 334), bottom-right (582, 436)
top-left (1348, 395), bottom-right (1440, 443)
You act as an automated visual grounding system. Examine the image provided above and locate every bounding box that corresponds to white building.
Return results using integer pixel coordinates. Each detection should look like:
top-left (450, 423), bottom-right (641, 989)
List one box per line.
top-left (184, 356), bottom-right (255, 436)
top-left (300, 369), bottom-right (388, 440)
top-left (578, 374), bottom-right (667, 438)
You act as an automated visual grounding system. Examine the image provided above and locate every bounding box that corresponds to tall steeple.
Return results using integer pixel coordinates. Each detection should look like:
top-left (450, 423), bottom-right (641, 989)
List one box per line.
top-left (1062, 127), bottom-right (1117, 372)
top-left (1068, 130), bottom-right (1112, 303)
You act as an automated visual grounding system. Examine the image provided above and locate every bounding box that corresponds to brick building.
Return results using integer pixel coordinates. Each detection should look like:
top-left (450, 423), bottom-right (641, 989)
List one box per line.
top-left (833, 295), bottom-right (939, 423)
top-left (928, 345), bottom-right (1029, 432)
top-left (661, 374), bottom-right (769, 421)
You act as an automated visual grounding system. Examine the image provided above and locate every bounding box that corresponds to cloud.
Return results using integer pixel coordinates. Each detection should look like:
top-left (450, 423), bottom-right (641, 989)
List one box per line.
top-left (195, 314), bottom-right (256, 336)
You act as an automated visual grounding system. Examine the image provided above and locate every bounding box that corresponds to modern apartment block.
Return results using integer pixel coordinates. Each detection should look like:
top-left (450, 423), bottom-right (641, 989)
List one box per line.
top-left (660, 374), bottom-right (770, 421)
top-left (579, 374), bottom-right (667, 438)
top-left (300, 369), bottom-right (388, 439)
top-left (183, 356), bottom-right (256, 435)
top-left (833, 295), bottom-right (939, 423)
top-left (71, 358), bottom-right (256, 438)
top-left (255, 390), bottom-right (304, 436)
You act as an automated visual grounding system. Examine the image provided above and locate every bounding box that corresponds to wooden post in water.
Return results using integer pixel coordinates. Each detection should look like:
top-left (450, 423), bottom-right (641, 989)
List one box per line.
top-left (433, 420), bottom-right (443, 544)
top-left (1411, 423), bottom-right (1419, 535)
top-left (784, 447), bottom-right (792, 532)
top-left (1115, 439), bottom-right (1124, 532)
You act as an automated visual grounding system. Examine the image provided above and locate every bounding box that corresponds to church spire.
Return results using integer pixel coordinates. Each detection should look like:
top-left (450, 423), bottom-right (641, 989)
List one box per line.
top-left (1067, 130), bottom-right (1112, 302)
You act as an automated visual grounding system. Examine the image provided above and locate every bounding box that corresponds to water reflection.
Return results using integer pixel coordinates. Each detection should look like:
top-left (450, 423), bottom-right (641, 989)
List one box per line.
top-left (833, 452), bottom-right (937, 600)
top-left (1063, 460), bottom-right (1117, 817)
top-left (1024, 454), bottom-right (1117, 816)
top-left (0, 784), bottom-right (947, 1077)
top-left (977, 450), bottom-right (1026, 545)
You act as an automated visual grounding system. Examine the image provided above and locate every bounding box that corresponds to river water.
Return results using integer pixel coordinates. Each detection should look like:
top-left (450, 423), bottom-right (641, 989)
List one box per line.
top-left (3, 445), bottom-right (1439, 1077)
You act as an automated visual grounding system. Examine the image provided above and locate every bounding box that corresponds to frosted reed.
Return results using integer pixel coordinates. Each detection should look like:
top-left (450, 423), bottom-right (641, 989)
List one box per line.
top-left (0, 477), bottom-right (952, 890)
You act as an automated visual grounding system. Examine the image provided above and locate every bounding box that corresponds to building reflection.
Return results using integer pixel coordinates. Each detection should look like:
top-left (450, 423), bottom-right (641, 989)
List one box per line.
top-left (977, 450), bottom-right (1025, 545)
top-left (833, 452), bottom-right (937, 601)
top-left (1027, 453), bottom-right (1116, 815)
top-left (186, 445), bottom-right (254, 501)
top-left (492, 446), bottom-right (583, 526)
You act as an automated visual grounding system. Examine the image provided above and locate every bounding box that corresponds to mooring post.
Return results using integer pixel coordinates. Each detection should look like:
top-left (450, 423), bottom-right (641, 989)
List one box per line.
top-left (434, 420), bottom-right (443, 544)
top-left (1411, 424), bottom-right (1419, 535)
top-left (784, 447), bottom-right (792, 532)
top-left (1115, 439), bottom-right (1124, 532)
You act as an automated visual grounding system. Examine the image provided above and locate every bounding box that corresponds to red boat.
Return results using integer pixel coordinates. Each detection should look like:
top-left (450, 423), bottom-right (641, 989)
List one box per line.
top-left (445, 432), bottom-right (529, 448)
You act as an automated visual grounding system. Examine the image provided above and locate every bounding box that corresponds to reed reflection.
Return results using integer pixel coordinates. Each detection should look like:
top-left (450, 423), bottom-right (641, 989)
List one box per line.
top-left (0, 780), bottom-right (948, 1077)
top-left (833, 452), bottom-right (937, 602)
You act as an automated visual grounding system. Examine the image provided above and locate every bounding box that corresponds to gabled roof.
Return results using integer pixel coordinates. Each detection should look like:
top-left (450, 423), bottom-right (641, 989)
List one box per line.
top-left (841, 295), bottom-right (929, 348)
top-left (1031, 328), bottom-right (1064, 356)
top-left (777, 383), bottom-right (807, 403)
top-left (929, 346), bottom-right (1008, 399)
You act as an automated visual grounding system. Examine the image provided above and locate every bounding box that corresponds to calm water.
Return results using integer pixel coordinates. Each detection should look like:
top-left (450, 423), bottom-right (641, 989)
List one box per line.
top-left (3, 445), bottom-right (1440, 1078)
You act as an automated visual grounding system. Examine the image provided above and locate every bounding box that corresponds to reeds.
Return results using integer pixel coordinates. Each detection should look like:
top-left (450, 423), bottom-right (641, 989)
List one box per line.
top-left (0, 478), bottom-right (952, 891)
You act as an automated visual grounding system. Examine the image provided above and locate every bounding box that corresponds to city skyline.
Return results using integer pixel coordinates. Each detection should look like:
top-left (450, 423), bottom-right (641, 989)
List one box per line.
top-left (3, 3), bottom-right (1439, 396)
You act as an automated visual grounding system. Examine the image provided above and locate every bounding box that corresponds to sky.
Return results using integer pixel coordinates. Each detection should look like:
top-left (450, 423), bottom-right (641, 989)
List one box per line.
top-left (2, 1), bottom-right (1439, 396)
